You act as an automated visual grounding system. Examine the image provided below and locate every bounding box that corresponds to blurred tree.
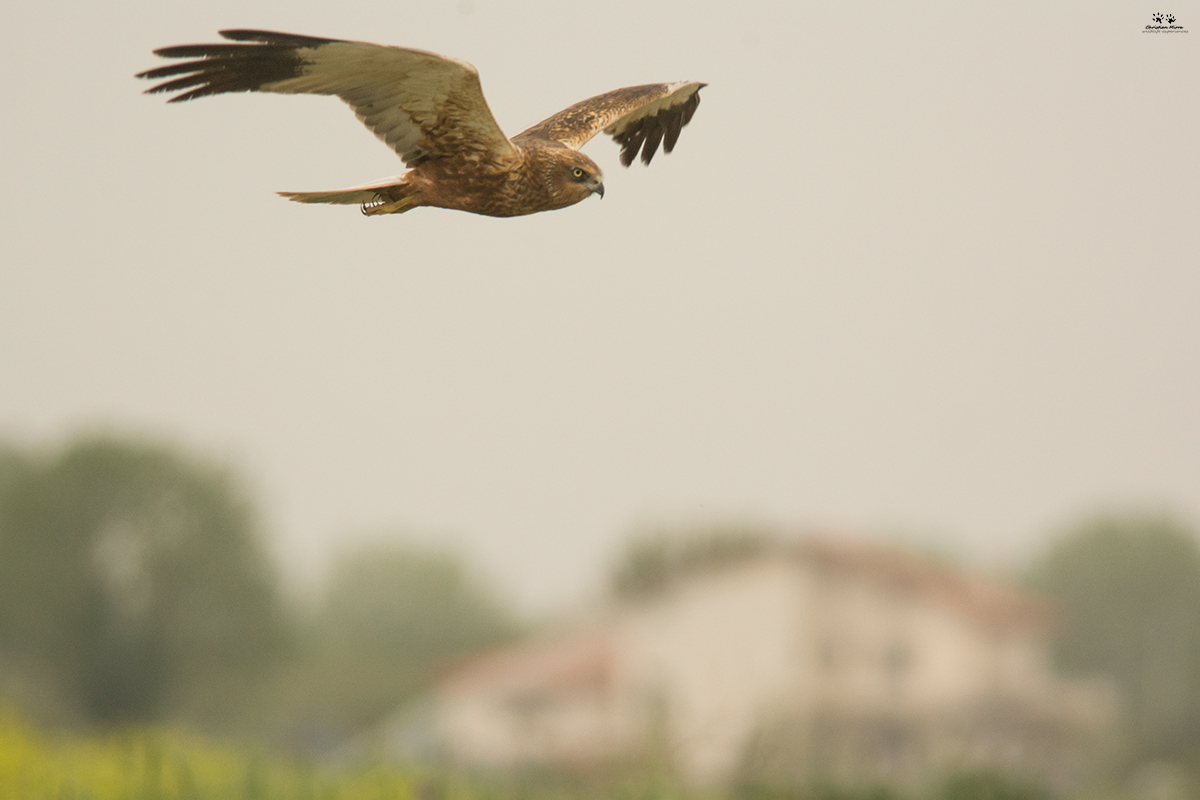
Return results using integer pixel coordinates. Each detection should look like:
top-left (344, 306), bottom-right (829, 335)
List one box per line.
top-left (611, 522), bottom-right (773, 598)
top-left (272, 541), bottom-right (519, 748)
top-left (0, 433), bottom-right (288, 728)
top-left (1025, 511), bottom-right (1200, 774)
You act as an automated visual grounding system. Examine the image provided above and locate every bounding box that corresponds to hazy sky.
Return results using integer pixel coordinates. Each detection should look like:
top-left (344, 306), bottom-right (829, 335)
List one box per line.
top-left (2, 2), bottom-right (1197, 613)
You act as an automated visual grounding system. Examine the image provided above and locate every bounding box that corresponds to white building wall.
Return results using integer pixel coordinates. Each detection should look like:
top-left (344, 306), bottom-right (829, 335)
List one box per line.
top-left (621, 559), bottom-right (808, 782)
top-left (424, 547), bottom-right (1107, 787)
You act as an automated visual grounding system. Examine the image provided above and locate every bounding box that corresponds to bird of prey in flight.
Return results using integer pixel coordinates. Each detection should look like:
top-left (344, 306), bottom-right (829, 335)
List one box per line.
top-left (138, 30), bottom-right (706, 217)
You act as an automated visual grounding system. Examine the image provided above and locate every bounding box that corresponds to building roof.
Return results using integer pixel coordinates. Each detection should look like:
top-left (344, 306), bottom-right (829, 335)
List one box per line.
top-left (440, 624), bottom-right (616, 698)
top-left (793, 535), bottom-right (1057, 634)
top-left (440, 535), bottom-right (1057, 700)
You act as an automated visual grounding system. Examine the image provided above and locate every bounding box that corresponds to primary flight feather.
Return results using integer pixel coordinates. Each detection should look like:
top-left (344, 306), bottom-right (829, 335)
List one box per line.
top-left (137, 30), bottom-right (706, 217)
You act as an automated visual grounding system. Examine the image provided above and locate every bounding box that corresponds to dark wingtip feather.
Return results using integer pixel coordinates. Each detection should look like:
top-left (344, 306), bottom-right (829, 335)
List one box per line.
top-left (682, 91), bottom-right (701, 126)
top-left (218, 29), bottom-right (338, 47)
top-left (640, 120), bottom-right (665, 166)
top-left (136, 30), bottom-right (339, 102)
top-left (662, 111), bottom-right (683, 153)
top-left (611, 85), bottom-right (704, 169)
top-left (136, 62), bottom-right (203, 81)
top-left (618, 128), bottom-right (646, 167)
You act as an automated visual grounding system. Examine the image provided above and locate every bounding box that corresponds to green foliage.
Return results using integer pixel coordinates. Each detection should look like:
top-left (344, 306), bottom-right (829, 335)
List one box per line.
top-left (0, 433), bottom-right (288, 729)
top-left (1024, 511), bottom-right (1200, 774)
top-left (733, 783), bottom-right (904, 800)
top-left (0, 712), bottom-right (1074, 800)
top-left (0, 712), bottom-right (711, 800)
top-left (0, 712), bottom-right (431, 800)
top-left (0, 432), bottom-right (525, 749)
top-left (271, 541), bottom-right (520, 746)
top-left (931, 769), bottom-right (1049, 800)
top-left (611, 523), bottom-right (773, 598)
top-left (731, 770), bottom-right (1050, 800)
top-left (317, 543), bottom-right (518, 662)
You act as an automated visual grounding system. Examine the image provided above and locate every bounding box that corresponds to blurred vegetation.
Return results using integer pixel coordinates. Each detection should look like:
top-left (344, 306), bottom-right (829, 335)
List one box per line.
top-left (1024, 511), bottom-right (1200, 787)
top-left (268, 541), bottom-right (521, 751)
top-left (0, 434), bottom-right (288, 731)
top-left (0, 712), bottom-right (1065, 800)
top-left (611, 523), bottom-right (773, 598)
top-left (0, 711), bottom-right (436, 800)
top-left (734, 769), bottom-right (1053, 800)
top-left (929, 770), bottom-right (1050, 800)
top-left (0, 432), bottom-right (520, 752)
top-left (3, 429), bottom-right (1198, 800)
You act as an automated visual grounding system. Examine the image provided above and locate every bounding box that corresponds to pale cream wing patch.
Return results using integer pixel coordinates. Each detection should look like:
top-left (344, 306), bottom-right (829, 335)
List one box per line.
top-left (267, 41), bottom-right (517, 168)
top-left (138, 30), bottom-right (518, 169)
top-left (513, 81), bottom-right (705, 166)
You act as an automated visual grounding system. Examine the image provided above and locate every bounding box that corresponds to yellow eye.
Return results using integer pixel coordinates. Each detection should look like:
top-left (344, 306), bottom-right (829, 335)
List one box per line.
top-left (572, 167), bottom-right (585, 179)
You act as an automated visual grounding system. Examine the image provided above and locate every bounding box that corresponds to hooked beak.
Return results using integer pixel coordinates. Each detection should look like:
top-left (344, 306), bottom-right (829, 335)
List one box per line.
top-left (589, 177), bottom-right (605, 199)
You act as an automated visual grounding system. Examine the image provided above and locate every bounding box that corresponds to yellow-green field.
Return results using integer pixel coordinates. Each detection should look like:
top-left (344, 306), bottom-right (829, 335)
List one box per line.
top-left (0, 714), bottom-right (442, 800)
top-left (0, 713), bottom-right (1134, 800)
top-left (0, 714), bottom-right (689, 800)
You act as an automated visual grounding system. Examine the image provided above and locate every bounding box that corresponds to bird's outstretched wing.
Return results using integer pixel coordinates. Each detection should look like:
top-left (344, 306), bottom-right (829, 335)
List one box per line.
top-left (514, 82), bottom-right (705, 166)
top-left (136, 29), bottom-right (518, 169)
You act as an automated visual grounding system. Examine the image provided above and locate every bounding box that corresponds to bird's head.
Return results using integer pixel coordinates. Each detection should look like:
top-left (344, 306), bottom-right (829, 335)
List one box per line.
top-left (555, 151), bottom-right (604, 204)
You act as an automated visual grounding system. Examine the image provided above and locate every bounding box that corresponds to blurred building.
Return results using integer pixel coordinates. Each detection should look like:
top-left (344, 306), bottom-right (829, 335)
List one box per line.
top-left (391, 538), bottom-right (1112, 788)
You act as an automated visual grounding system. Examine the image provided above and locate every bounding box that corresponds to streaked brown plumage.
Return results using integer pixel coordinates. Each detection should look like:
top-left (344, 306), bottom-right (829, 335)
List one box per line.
top-left (137, 30), bottom-right (706, 218)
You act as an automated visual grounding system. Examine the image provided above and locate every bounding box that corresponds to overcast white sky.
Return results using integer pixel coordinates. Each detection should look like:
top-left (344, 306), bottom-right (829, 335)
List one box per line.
top-left (2, 2), bottom-right (1197, 613)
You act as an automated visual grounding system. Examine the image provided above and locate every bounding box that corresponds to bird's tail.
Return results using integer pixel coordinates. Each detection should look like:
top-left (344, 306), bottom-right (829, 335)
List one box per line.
top-left (278, 176), bottom-right (419, 215)
top-left (278, 188), bottom-right (380, 205)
